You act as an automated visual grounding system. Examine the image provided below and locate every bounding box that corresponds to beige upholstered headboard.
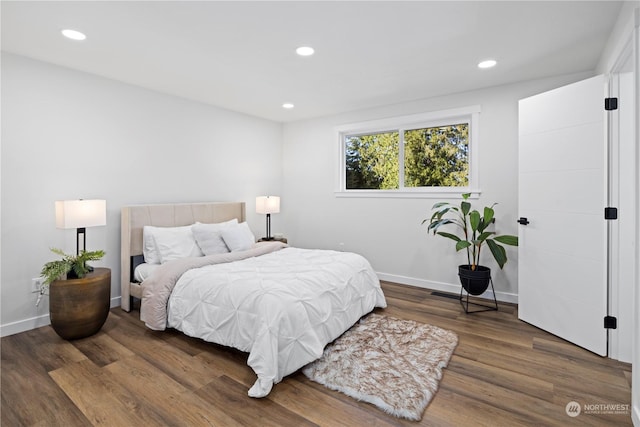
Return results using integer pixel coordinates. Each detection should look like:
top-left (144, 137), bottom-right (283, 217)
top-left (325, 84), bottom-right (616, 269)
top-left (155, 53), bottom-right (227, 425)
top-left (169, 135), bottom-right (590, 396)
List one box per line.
top-left (120, 202), bottom-right (246, 311)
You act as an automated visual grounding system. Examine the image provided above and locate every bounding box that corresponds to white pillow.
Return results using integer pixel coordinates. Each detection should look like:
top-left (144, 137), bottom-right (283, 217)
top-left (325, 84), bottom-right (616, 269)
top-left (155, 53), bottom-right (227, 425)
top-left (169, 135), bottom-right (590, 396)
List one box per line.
top-left (143, 225), bottom-right (204, 264)
top-left (133, 263), bottom-right (160, 282)
top-left (192, 219), bottom-right (238, 255)
top-left (142, 226), bottom-right (162, 264)
top-left (220, 222), bottom-right (256, 252)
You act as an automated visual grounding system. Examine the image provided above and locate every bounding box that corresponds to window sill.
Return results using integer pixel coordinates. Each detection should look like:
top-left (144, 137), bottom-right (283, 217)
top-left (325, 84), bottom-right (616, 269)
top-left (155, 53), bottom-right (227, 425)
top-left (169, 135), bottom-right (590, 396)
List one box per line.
top-left (334, 189), bottom-right (481, 199)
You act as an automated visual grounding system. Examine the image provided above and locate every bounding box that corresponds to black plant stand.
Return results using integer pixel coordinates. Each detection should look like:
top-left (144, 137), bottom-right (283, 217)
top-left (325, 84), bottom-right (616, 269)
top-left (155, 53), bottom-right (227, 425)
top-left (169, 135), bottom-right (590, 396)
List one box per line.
top-left (459, 276), bottom-right (499, 314)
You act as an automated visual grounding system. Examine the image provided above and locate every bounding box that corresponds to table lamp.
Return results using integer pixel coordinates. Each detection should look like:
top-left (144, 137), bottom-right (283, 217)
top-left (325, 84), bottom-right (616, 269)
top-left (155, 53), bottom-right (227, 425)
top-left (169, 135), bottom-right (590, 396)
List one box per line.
top-left (55, 199), bottom-right (106, 255)
top-left (256, 196), bottom-right (280, 240)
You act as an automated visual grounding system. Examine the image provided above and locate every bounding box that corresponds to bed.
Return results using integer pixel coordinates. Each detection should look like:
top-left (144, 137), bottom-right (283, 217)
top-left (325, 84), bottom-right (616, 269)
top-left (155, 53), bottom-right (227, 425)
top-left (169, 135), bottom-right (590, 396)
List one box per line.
top-left (120, 202), bottom-right (387, 397)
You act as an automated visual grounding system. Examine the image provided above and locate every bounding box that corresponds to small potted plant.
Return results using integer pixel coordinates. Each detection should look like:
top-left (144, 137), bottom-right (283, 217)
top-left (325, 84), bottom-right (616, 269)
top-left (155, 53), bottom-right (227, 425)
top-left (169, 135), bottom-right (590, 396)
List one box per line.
top-left (424, 193), bottom-right (518, 296)
top-left (40, 248), bottom-right (106, 286)
top-left (39, 248), bottom-right (110, 340)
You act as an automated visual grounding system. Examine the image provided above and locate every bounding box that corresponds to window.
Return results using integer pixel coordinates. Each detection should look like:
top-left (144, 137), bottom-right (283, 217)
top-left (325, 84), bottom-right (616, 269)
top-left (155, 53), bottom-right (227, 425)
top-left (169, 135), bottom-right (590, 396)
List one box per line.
top-left (337, 106), bottom-right (480, 198)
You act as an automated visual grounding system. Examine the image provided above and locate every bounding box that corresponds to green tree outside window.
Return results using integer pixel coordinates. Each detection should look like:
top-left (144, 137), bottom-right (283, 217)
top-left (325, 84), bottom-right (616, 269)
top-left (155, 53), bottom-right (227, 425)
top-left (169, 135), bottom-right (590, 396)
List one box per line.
top-left (404, 124), bottom-right (468, 187)
top-left (345, 124), bottom-right (468, 190)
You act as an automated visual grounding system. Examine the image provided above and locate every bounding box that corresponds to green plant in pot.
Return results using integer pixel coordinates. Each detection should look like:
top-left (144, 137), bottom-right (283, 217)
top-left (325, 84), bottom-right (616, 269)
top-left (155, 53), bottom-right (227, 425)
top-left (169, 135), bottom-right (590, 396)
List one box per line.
top-left (38, 248), bottom-right (105, 302)
top-left (424, 193), bottom-right (518, 296)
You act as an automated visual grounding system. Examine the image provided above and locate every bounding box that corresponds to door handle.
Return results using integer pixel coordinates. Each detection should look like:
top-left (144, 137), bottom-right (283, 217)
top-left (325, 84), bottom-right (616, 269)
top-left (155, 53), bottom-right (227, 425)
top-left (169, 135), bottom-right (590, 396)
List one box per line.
top-left (517, 217), bottom-right (530, 225)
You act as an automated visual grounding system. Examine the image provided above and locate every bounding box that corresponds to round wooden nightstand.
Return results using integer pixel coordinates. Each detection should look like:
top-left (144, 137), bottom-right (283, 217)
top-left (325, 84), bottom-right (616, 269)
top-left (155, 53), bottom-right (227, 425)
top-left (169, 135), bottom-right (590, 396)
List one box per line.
top-left (49, 267), bottom-right (111, 340)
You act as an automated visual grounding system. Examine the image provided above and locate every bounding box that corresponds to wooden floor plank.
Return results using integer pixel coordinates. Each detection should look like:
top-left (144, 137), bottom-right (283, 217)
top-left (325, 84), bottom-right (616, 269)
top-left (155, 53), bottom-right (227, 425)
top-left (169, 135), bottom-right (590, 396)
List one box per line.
top-left (423, 388), bottom-right (536, 427)
top-left (104, 355), bottom-right (243, 426)
top-left (194, 346), bottom-right (257, 389)
top-left (450, 368), bottom-right (611, 426)
top-left (457, 336), bottom-right (631, 397)
top-left (71, 332), bottom-right (135, 367)
top-left (1, 333), bottom-right (91, 427)
top-left (195, 375), bottom-right (318, 427)
top-left (18, 326), bottom-right (88, 371)
top-left (49, 359), bottom-right (166, 426)
top-left (1, 280), bottom-right (632, 426)
top-left (446, 355), bottom-right (555, 401)
top-left (267, 375), bottom-right (400, 427)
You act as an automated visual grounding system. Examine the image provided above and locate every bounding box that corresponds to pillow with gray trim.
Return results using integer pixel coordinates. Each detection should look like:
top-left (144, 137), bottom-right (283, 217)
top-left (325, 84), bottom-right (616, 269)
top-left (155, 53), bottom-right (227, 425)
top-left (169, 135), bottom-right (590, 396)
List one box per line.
top-left (220, 222), bottom-right (256, 252)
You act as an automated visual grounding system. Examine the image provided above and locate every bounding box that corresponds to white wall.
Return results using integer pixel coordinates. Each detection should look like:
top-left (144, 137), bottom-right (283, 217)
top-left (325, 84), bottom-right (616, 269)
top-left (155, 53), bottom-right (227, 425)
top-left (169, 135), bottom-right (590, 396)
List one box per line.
top-left (281, 72), bottom-right (592, 301)
top-left (0, 53), bottom-right (283, 335)
top-left (596, 1), bottom-right (638, 75)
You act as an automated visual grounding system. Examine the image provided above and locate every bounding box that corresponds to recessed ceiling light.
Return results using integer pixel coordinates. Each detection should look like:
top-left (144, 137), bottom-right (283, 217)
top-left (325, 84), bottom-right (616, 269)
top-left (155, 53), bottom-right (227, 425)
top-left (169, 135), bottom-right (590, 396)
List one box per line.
top-left (296, 46), bottom-right (315, 57)
top-left (282, 103), bottom-right (295, 109)
top-left (62, 29), bottom-right (87, 41)
top-left (478, 59), bottom-right (497, 69)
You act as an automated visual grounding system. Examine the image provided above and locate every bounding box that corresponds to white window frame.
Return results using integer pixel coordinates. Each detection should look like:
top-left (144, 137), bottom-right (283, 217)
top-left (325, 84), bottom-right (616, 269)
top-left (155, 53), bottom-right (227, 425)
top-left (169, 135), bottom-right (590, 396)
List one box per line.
top-left (335, 105), bottom-right (481, 198)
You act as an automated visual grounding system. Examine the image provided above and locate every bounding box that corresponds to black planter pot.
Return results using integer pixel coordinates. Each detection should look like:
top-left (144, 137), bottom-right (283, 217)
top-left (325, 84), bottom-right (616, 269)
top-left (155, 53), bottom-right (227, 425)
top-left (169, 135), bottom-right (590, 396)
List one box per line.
top-left (458, 265), bottom-right (491, 296)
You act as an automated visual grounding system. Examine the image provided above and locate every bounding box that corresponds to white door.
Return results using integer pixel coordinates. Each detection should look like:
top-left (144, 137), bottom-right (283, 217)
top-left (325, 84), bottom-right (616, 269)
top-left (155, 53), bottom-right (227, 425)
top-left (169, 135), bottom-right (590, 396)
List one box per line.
top-left (518, 75), bottom-right (608, 356)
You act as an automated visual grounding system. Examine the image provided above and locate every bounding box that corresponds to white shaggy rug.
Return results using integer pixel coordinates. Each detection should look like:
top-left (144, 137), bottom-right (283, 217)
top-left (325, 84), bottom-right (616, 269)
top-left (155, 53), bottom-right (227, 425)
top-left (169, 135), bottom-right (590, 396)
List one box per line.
top-left (302, 313), bottom-right (458, 421)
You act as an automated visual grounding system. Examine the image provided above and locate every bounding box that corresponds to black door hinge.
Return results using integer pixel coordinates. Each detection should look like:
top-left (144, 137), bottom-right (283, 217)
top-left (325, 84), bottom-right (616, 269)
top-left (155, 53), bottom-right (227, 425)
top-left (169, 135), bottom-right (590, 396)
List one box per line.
top-left (604, 316), bottom-right (617, 329)
top-left (605, 207), bottom-right (618, 220)
top-left (605, 97), bottom-right (618, 111)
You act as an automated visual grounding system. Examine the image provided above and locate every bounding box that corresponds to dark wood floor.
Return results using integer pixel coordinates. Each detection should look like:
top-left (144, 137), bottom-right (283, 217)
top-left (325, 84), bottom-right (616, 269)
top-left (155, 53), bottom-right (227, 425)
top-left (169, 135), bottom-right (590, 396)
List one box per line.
top-left (1, 281), bottom-right (632, 426)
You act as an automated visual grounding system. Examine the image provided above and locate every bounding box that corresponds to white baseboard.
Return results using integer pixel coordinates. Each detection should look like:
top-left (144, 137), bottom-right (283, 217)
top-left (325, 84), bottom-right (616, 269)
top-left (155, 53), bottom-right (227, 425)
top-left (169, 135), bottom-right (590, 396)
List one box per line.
top-left (0, 314), bottom-right (52, 338)
top-left (0, 296), bottom-right (122, 338)
top-left (376, 271), bottom-right (519, 304)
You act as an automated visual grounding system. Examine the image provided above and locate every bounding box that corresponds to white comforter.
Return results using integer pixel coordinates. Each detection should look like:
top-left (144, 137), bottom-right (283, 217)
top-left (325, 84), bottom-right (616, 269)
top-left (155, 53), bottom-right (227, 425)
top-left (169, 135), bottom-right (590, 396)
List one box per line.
top-left (165, 247), bottom-right (386, 397)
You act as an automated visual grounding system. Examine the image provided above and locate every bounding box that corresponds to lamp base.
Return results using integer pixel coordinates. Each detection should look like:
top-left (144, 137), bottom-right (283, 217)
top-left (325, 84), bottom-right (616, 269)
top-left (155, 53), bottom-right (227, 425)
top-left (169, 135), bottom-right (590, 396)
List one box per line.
top-left (258, 236), bottom-right (287, 244)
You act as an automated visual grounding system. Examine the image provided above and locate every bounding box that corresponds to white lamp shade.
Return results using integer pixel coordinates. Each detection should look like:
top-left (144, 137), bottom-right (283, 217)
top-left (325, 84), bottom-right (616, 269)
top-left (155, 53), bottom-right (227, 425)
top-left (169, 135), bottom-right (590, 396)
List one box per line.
top-left (256, 196), bottom-right (280, 214)
top-left (56, 199), bottom-right (106, 229)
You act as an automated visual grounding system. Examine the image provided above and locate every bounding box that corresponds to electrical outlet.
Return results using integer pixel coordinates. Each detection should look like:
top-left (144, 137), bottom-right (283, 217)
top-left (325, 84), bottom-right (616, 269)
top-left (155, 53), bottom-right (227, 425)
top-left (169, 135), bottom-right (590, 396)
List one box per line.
top-left (31, 277), bottom-right (44, 293)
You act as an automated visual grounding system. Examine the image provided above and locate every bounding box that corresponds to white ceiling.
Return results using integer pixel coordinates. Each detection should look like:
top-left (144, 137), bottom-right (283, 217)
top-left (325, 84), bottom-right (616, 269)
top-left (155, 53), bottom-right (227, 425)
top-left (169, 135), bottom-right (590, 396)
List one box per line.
top-left (1, 1), bottom-right (624, 122)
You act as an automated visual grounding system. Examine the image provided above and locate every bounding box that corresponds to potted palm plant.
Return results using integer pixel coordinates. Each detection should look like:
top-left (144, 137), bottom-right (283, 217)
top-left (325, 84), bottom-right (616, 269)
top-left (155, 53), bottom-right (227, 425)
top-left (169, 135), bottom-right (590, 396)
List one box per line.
top-left (424, 193), bottom-right (518, 296)
top-left (39, 248), bottom-right (110, 340)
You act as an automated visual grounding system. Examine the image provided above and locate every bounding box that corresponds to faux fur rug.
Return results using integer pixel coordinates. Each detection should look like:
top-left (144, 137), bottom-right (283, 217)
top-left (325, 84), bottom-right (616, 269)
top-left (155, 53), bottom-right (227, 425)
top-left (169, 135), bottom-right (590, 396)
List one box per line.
top-left (302, 313), bottom-right (458, 421)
